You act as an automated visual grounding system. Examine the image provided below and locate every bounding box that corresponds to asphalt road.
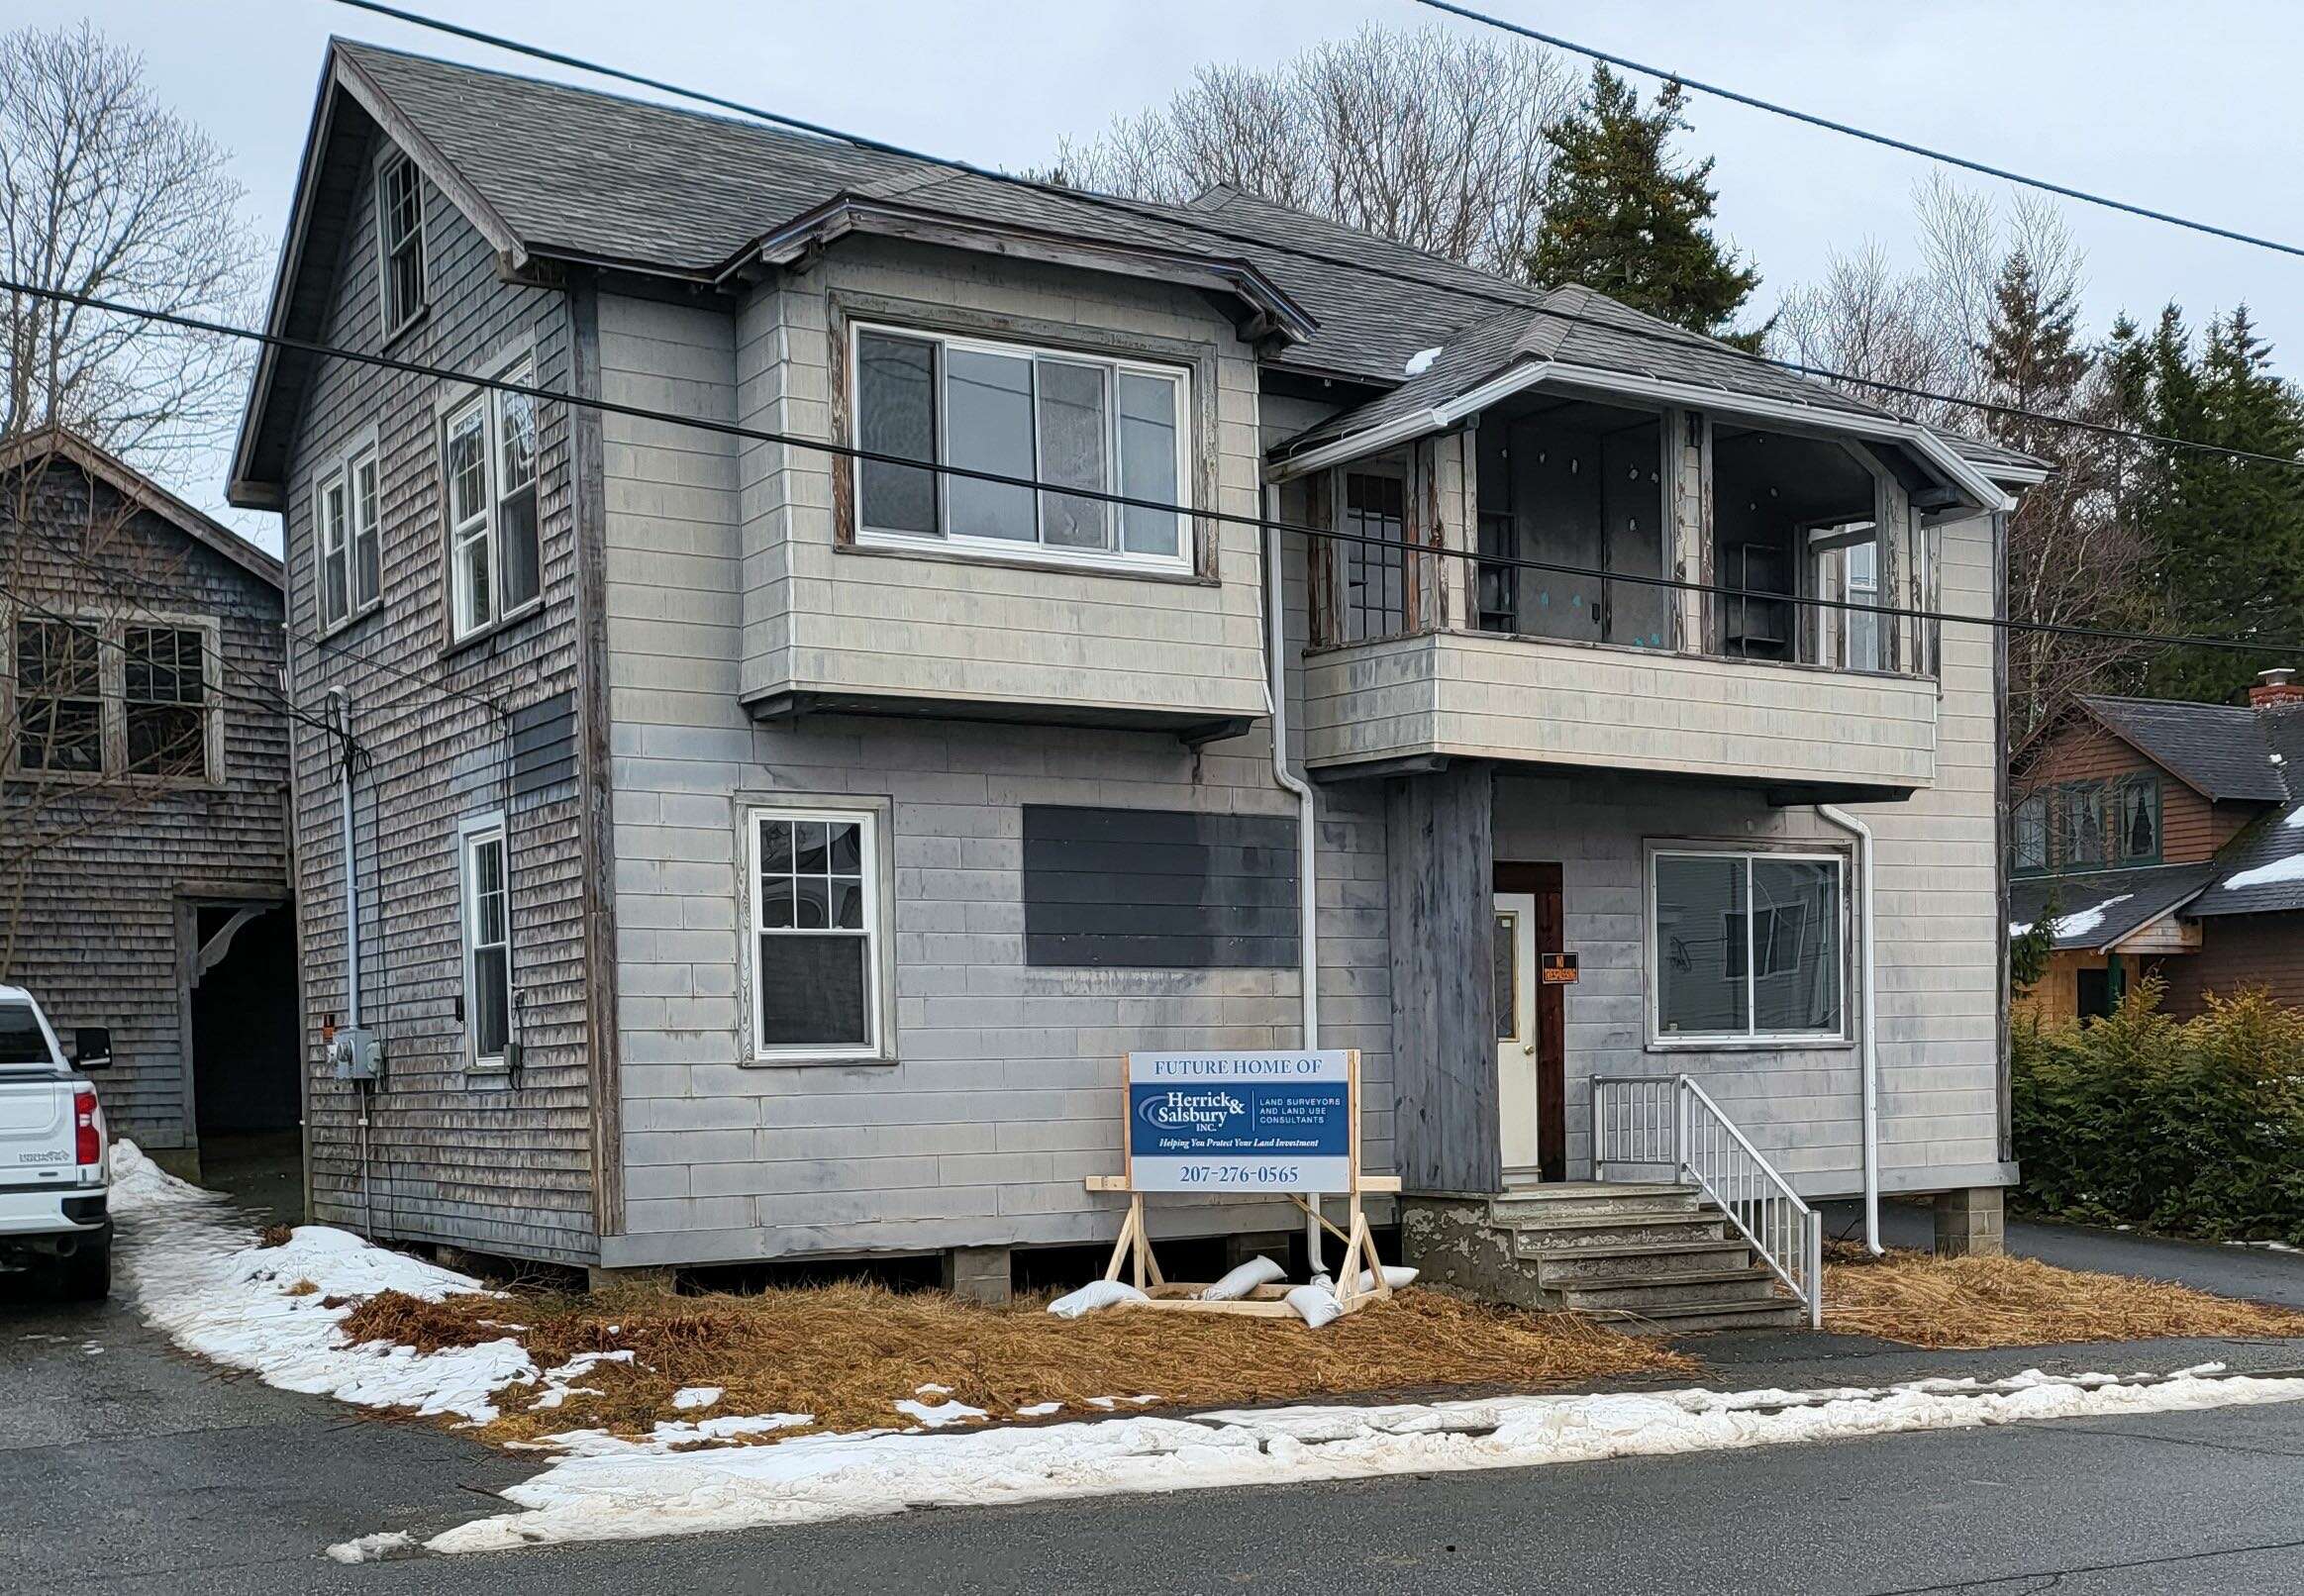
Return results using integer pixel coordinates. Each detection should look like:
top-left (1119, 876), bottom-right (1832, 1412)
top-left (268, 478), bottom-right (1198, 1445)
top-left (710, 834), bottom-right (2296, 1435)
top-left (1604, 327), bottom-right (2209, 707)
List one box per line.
top-left (5, 1209), bottom-right (2303, 1595)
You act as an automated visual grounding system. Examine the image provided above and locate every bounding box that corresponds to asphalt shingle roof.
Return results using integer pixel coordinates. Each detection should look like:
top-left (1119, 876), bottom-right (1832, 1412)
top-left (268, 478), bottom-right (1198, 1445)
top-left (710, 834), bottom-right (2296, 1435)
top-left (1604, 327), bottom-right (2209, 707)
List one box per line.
top-left (321, 42), bottom-right (2040, 468)
top-left (2186, 802), bottom-right (2304, 917)
top-left (2077, 695), bottom-right (2294, 803)
top-left (2008, 863), bottom-right (2217, 950)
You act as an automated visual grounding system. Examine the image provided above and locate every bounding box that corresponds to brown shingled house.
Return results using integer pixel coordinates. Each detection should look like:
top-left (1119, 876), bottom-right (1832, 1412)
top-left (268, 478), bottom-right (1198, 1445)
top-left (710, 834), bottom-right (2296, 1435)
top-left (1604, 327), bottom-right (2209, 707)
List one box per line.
top-left (2011, 671), bottom-right (2304, 1021)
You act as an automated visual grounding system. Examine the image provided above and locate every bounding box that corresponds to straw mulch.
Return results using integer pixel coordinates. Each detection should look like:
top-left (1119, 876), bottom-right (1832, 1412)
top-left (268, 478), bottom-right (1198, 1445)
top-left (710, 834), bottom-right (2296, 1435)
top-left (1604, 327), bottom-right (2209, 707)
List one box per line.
top-left (1822, 1247), bottom-right (2304, 1349)
top-left (343, 1280), bottom-right (1693, 1446)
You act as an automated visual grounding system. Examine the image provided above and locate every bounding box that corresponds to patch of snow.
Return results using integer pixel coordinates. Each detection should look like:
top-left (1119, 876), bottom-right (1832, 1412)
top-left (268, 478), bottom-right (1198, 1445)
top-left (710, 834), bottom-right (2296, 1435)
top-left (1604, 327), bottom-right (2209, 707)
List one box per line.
top-left (2219, 853), bottom-right (2304, 891)
top-left (2011, 893), bottom-right (2132, 943)
top-left (1014, 1401), bottom-right (1063, 1418)
top-left (411, 1367), bottom-right (2304, 1556)
top-left (527, 1413), bottom-right (814, 1456)
top-left (1048, 1280), bottom-right (1147, 1318)
top-left (109, 1139), bottom-right (216, 1211)
top-left (672, 1386), bottom-right (724, 1411)
top-left (913, 1382), bottom-right (952, 1396)
top-left (2226, 1240), bottom-right (2303, 1254)
top-left (326, 1531), bottom-right (415, 1565)
top-left (1083, 1396), bottom-right (1119, 1411)
top-left (894, 1397), bottom-right (987, 1428)
top-left (1404, 346), bottom-right (1443, 376)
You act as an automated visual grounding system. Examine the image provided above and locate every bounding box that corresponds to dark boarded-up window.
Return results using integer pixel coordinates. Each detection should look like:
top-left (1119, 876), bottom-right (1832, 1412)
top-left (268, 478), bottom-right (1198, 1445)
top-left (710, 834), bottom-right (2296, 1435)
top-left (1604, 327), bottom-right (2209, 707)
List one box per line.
top-left (1023, 805), bottom-right (1298, 968)
top-left (509, 690), bottom-right (576, 799)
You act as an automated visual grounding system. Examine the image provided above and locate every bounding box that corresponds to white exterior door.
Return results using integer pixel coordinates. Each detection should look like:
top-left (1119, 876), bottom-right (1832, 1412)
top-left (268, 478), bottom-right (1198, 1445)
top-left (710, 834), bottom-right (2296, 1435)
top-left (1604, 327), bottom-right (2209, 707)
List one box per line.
top-left (1494, 891), bottom-right (1540, 1174)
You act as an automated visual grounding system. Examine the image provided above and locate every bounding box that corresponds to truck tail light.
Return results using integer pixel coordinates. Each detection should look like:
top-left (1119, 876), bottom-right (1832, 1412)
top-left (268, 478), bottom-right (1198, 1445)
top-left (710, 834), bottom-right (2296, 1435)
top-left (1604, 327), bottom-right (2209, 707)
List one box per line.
top-left (74, 1086), bottom-right (102, 1167)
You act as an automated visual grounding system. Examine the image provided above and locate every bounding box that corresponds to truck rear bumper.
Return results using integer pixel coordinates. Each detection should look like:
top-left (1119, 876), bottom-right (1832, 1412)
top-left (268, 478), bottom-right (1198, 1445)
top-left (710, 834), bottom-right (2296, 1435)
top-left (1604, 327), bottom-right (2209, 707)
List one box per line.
top-left (0, 1185), bottom-right (107, 1239)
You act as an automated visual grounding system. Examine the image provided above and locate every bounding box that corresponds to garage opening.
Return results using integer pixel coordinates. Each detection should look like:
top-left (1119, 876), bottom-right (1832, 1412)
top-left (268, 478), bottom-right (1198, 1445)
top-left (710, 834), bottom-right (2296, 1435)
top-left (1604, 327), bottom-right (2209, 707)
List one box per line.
top-left (187, 901), bottom-right (301, 1222)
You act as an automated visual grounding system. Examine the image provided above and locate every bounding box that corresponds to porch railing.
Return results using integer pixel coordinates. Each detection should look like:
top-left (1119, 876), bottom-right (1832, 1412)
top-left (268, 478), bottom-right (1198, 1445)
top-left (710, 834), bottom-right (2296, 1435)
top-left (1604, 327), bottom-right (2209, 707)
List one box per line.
top-left (1591, 1073), bottom-right (1824, 1329)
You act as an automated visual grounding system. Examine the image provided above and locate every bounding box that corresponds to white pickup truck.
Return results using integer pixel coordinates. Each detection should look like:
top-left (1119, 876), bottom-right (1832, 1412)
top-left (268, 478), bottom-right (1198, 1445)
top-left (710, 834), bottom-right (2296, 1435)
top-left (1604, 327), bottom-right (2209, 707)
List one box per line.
top-left (0, 986), bottom-right (114, 1300)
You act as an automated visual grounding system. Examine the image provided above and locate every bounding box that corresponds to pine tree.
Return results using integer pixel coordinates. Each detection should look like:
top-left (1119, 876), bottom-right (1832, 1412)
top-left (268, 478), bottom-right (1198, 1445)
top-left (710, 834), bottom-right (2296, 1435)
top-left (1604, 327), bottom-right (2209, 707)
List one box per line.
top-left (1527, 65), bottom-right (1763, 347)
top-left (2131, 304), bottom-right (2304, 702)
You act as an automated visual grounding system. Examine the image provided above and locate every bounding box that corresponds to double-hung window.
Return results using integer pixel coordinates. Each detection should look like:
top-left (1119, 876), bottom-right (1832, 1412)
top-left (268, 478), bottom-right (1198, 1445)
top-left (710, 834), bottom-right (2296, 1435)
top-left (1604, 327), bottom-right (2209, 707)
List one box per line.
top-left (122, 625), bottom-right (209, 777)
top-left (2013, 792), bottom-right (2050, 874)
top-left (2062, 783), bottom-right (2107, 867)
top-left (317, 446), bottom-right (381, 631)
top-left (852, 324), bottom-right (1191, 570)
top-left (12, 617), bottom-right (104, 775)
top-left (750, 807), bottom-right (881, 1059)
top-left (1653, 848), bottom-right (1846, 1043)
top-left (377, 153), bottom-right (427, 336)
top-left (441, 360), bottom-right (543, 642)
top-left (459, 817), bottom-right (512, 1067)
top-left (2115, 775), bottom-right (2159, 864)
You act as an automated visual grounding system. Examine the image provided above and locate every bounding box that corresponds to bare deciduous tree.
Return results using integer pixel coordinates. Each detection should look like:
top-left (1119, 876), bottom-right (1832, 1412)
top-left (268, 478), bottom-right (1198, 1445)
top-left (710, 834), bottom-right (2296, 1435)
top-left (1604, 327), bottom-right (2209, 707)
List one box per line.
top-left (1050, 24), bottom-right (1574, 274)
top-left (0, 22), bottom-right (264, 473)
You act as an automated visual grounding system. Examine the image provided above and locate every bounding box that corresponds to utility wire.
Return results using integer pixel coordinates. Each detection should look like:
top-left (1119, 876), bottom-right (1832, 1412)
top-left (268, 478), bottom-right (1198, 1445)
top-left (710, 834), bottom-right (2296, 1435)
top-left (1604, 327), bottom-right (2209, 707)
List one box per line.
top-left (329, 0), bottom-right (2304, 475)
top-left (3, 269), bottom-right (2295, 659)
top-left (1414, 0), bottom-right (2304, 261)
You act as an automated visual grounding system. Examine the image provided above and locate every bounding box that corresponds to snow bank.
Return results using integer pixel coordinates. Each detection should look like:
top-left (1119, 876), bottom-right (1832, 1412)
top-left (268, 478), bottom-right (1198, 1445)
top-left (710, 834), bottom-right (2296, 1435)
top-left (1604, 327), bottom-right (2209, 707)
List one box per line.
top-left (410, 1366), bottom-right (2304, 1555)
top-left (109, 1139), bottom-right (218, 1212)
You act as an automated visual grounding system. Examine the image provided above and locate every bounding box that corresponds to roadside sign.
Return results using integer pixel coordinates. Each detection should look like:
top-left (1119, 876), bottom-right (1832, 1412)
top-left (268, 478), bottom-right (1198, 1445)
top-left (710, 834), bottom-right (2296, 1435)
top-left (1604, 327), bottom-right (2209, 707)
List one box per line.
top-left (1541, 952), bottom-right (1580, 985)
top-left (1126, 1049), bottom-right (1352, 1194)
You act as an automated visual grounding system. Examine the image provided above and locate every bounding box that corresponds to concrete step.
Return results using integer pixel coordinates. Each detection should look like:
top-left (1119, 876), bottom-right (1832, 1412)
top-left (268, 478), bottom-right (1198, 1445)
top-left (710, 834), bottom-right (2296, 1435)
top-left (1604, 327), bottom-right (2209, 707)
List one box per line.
top-left (1555, 1267), bottom-right (1786, 1313)
top-left (1589, 1295), bottom-right (1809, 1335)
top-left (1489, 1184), bottom-right (1702, 1224)
top-left (1506, 1213), bottom-right (1729, 1254)
top-left (1532, 1238), bottom-right (1758, 1285)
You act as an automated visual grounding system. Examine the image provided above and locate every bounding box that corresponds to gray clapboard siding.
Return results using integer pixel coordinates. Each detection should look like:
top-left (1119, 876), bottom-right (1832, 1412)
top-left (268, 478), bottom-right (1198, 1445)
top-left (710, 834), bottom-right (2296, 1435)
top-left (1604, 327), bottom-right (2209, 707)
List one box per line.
top-left (279, 145), bottom-right (600, 1265)
top-left (597, 268), bottom-right (1395, 1269)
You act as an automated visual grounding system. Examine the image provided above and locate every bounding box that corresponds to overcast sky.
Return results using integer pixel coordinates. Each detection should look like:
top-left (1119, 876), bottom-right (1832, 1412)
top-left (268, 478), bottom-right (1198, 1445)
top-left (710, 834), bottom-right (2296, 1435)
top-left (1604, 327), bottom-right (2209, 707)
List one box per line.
top-left (31, 0), bottom-right (2304, 539)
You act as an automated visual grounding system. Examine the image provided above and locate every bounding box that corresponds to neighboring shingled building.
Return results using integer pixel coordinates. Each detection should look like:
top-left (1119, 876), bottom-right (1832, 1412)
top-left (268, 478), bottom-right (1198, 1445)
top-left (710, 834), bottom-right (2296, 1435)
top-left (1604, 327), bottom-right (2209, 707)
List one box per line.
top-left (2010, 671), bottom-right (2304, 1020)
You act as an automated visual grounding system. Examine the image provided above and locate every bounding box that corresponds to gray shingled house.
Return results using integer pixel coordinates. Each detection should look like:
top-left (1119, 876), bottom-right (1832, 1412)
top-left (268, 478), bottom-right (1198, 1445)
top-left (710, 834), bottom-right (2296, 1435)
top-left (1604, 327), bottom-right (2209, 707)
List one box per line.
top-left (2, 428), bottom-right (296, 1180)
top-left (227, 40), bottom-right (2045, 1310)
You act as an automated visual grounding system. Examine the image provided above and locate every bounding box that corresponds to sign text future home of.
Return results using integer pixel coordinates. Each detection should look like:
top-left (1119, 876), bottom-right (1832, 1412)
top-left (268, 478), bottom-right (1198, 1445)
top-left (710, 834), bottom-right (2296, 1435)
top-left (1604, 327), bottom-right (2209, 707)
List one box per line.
top-left (1126, 1050), bottom-right (1352, 1194)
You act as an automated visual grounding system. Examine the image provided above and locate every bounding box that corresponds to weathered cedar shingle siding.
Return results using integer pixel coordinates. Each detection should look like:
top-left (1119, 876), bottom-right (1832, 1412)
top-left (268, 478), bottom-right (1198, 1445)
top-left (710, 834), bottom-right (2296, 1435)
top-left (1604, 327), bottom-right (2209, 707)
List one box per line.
top-left (0, 464), bottom-right (289, 1151)
top-left (280, 141), bottom-right (599, 1264)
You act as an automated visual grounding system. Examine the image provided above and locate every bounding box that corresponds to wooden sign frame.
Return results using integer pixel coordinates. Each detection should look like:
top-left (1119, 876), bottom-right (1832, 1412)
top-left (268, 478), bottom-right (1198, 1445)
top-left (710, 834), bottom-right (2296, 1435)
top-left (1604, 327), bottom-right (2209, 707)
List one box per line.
top-left (1081, 1048), bottom-right (1404, 1318)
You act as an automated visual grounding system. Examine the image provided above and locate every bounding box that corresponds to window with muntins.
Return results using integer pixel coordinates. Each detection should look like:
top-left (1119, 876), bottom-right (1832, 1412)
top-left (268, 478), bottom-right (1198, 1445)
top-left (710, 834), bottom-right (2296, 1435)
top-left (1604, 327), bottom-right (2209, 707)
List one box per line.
top-left (317, 448), bottom-right (382, 631)
top-left (12, 617), bottom-right (103, 774)
top-left (377, 154), bottom-right (426, 335)
top-left (441, 360), bottom-right (544, 642)
top-left (1653, 849), bottom-right (1845, 1042)
top-left (852, 325), bottom-right (1189, 569)
top-left (122, 626), bottom-right (208, 777)
top-left (461, 820), bottom-right (511, 1065)
top-left (2014, 793), bottom-right (2050, 873)
top-left (751, 808), bottom-right (880, 1058)
top-left (1343, 470), bottom-right (1408, 641)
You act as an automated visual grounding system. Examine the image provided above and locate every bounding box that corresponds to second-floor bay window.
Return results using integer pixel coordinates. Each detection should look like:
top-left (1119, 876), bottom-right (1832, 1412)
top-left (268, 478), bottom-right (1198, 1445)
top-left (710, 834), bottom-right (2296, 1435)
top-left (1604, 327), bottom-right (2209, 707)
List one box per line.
top-left (852, 325), bottom-right (1190, 571)
top-left (441, 361), bottom-right (544, 642)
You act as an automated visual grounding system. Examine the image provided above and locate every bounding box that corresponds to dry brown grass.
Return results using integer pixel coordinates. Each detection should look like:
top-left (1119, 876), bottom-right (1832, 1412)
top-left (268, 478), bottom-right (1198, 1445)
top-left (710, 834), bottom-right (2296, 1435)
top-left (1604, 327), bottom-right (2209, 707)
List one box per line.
top-left (255, 1225), bottom-right (292, 1248)
top-left (342, 1281), bottom-right (1692, 1446)
top-left (1823, 1247), bottom-right (2304, 1349)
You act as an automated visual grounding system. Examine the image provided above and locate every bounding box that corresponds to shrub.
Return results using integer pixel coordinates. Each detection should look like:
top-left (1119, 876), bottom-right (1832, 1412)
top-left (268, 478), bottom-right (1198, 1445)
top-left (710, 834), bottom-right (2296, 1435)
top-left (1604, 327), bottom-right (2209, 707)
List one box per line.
top-left (2012, 980), bottom-right (2304, 1244)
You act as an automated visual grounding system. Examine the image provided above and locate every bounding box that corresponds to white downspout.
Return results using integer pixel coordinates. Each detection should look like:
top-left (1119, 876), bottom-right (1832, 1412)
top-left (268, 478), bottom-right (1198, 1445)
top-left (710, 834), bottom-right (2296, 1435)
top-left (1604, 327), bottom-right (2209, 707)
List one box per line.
top-left (1816, 803), bottom-right (1882, 1253)
top-left (1263, 489), bottom-right (1325, 1276)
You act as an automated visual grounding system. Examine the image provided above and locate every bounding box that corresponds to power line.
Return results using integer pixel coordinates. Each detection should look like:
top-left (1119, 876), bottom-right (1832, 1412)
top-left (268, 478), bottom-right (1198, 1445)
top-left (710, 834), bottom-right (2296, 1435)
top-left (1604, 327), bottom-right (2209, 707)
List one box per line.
top-left (1413, 0), bottom-right (2304, 261)
top-left (328, 0), bottom-right (2304, 475)
top-left (3, 270), bottom-right (2295, 660)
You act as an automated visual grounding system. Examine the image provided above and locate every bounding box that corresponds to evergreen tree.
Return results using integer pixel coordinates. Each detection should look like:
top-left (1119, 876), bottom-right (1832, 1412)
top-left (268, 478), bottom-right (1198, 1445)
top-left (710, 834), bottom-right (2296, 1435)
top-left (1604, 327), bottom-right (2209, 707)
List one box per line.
top-left (1528, 65), bottom-right (1763, 347)
top-left (2126, 304), bottom-right (2304, 702)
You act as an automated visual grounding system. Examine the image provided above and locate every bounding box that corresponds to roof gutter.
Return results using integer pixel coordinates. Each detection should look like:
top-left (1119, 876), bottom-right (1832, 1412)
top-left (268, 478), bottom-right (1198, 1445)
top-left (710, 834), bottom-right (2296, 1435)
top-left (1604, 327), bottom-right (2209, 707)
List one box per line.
top-left (1265, 361), bottom-right (1555, 481)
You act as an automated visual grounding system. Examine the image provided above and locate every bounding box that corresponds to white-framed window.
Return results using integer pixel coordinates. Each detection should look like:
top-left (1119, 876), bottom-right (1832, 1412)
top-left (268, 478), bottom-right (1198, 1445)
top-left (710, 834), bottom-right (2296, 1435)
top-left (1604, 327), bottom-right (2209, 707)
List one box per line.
top-left (851, 322), bottom-right (1191, 572)
top-left (316, 445), bottom-right (382, 632)
top-left (749, 806), bottom-right (881, 1059)
top-left (458, 814), bottom-right (513, 1067)
top-left (6, 613), bottom-right (218, 783)
top-left (1651, 847), bottom-right (1847, 1045)
top-left (377, 152), bottom-right (427, 337)
top-left (440, 359), bottom-right (544, 643)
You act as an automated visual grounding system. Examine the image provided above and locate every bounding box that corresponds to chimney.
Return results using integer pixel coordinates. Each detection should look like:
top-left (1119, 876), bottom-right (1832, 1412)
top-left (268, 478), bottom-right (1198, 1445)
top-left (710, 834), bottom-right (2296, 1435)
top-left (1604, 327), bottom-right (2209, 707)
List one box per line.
top-left (2251, 667), bottom-right (2304, 709)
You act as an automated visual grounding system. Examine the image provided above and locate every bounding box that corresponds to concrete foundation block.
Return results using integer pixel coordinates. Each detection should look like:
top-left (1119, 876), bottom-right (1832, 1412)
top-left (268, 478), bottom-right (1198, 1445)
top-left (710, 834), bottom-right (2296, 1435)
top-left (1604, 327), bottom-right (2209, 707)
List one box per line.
top-left (1933, 1186), bottom-right (2007, 1258)
top-left (1399, 1195), bottom-right (1549, 1309)
top-left (944, 1245), bottom-right (1012, 1307)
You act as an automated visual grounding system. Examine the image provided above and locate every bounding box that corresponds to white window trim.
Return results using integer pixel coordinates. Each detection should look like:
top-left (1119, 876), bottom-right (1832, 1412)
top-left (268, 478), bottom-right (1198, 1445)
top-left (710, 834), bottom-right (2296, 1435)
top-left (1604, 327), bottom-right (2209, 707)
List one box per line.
top-left (375, 150), bottom-right (428, 341)
top-left (438, 351), bottom-right (543, 645)
top-left (746, 802), bottom-right (889, 1063)
top-left (848, 320), bottom-right (1195, 576)
top-left (456, 810), bottom-right (513, 1070)
top-left (2, 608), bottom-right (224, 787)
top-left (1646, 843), bottom-right (1853, 1049)
top-left (315, 430), bottom-right (383, 635)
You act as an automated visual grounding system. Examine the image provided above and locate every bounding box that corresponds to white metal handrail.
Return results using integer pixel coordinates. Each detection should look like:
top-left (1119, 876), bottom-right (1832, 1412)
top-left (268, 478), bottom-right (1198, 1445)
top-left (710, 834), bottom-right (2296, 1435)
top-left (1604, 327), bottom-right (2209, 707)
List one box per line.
top-left (1592, 1073), bottom-right (1823, 1328)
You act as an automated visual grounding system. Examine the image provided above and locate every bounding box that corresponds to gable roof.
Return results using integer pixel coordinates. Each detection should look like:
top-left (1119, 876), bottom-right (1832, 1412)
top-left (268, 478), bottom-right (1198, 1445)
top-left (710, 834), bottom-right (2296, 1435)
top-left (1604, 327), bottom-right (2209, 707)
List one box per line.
top-left (2074, 694), bottom-right (2293, 803)
top-left (2009, 862), bottom-right (2218, 951)
top-left (2, 427), bottom-right (282, 591)
top-left (233, 39), bottom-right (2044, 508)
